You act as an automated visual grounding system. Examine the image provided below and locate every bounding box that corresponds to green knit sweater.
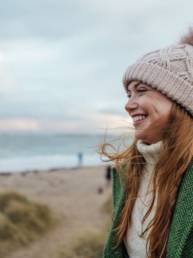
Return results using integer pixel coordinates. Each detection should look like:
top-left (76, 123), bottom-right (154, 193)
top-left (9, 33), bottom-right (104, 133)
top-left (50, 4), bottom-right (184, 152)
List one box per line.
top-left (103, 158), bottom-right (193, 258)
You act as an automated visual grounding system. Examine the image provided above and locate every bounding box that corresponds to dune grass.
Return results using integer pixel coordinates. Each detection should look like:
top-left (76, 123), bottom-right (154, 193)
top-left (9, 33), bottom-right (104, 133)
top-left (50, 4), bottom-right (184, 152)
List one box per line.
top-left (0, 191), bottom-right (56, 257)
top-left (58, 194), bottom-right (113, 258)
top-left (58, 231), bottom-right (105, 258)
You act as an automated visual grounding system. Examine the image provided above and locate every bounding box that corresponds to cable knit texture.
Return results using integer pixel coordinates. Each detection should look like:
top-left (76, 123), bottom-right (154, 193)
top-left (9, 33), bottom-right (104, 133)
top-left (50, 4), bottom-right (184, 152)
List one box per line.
top-left (124, 140), bottom-right (163, 258)
top-left (123, 44), bottom-right (193, 116)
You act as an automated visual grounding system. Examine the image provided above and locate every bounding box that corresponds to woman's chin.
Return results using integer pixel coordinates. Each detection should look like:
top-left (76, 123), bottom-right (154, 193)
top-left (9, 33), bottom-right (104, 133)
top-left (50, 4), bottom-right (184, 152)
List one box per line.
top-left (135, 133), bottom-right (161, 144)
top-left (134, 132), bottom-right (153, 144)
top-left (134, 131), bottom-right (147, 141)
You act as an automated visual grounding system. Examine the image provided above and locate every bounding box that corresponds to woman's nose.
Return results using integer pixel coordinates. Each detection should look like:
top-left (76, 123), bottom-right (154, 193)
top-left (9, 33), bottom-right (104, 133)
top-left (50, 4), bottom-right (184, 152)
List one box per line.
top-left (125, 98), bottom-right (138, 113)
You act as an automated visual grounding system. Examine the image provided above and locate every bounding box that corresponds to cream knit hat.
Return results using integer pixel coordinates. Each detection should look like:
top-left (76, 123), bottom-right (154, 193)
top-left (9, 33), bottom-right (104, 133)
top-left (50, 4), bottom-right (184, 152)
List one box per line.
top-left (123, 43), bottom-right (193, 116)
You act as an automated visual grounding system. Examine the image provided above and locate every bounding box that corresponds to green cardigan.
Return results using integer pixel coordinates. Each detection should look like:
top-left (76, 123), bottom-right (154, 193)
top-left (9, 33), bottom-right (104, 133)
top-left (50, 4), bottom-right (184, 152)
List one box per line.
top-left (103, 158), bottom-right (193, 258)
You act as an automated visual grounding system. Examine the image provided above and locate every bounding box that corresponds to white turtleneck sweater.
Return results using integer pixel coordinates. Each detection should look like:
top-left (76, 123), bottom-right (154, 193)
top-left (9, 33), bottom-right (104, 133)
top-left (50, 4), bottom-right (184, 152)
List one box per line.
top-left (124, 140), bottom-right (163, 258)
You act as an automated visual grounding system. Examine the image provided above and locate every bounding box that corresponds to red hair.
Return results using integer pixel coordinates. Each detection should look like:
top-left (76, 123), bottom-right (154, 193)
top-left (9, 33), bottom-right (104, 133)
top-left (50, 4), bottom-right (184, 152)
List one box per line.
top-left (100, 103), bottom-right (193, 257)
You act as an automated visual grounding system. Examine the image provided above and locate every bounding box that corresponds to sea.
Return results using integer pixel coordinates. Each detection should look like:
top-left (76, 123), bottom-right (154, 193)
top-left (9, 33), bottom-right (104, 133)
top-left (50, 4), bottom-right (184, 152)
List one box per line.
top-left (0, 132), bottom-right (133, 173)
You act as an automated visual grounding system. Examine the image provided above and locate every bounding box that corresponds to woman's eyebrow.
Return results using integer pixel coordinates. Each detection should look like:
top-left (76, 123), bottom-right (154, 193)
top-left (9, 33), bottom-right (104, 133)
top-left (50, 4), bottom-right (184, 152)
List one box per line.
top-left (127, 81), bottom-right (141, 91)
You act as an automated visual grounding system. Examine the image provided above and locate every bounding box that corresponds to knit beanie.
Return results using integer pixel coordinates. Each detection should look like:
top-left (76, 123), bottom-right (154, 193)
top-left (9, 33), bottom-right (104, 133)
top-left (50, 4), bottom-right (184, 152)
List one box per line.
top-left (123, 36), bottom-right (193, 117)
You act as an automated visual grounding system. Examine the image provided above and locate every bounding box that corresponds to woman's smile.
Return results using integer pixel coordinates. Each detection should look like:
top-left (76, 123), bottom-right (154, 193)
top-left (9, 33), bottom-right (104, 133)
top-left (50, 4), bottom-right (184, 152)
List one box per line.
top-left (132, 114), bottom-right (148, 126)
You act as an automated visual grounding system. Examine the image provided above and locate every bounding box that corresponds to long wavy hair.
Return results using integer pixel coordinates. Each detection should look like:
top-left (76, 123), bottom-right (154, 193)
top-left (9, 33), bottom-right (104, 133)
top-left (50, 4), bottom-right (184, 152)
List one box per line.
top-left (100, 102), bottom-right (193, 258)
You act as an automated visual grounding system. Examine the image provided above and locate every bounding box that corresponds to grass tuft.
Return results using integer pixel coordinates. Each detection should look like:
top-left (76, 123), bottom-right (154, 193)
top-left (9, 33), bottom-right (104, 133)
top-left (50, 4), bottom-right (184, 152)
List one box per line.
top-left (58, 231), bottom-right (105, 258)
top-left (0, 191), bottom-right (56, 256)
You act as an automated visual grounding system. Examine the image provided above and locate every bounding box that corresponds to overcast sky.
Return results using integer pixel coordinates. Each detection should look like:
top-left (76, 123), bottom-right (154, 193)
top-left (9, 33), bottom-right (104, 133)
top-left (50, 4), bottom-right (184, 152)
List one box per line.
top-left (0, 0), bottom-right (192, 133)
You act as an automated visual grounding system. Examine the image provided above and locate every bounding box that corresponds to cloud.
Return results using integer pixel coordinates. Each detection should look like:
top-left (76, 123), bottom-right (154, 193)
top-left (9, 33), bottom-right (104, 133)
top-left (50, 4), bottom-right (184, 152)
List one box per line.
top-left (0, 118), bottom-right (41, 131)
top-left (0, 110), bottom-right (133, 135)
top-left (0, 0), bottom-right (97, 40)
top-left (0, 0), bottom-right (192, 132)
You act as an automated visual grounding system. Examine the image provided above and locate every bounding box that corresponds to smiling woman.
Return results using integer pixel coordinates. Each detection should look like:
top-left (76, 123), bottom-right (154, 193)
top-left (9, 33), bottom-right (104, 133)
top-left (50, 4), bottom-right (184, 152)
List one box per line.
top-left (125, 81), bottom-right (173, 144)
top-left (101, 27), bottom-right (193, 258)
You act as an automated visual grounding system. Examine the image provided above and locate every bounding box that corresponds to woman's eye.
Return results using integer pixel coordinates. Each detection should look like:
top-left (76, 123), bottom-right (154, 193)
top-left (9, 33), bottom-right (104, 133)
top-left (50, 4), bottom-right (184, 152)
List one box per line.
top-left (137, 89), bottom-right (147, 94)
top-left (138, 88), bottom-right (147, 92)
top-left (126, 88), bottom-right (147, 98)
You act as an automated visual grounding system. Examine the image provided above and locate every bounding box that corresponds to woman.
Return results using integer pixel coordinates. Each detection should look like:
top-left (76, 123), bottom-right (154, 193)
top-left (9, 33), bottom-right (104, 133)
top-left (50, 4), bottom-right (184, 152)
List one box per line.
top-left (102, 29), bottom-right (193, 258)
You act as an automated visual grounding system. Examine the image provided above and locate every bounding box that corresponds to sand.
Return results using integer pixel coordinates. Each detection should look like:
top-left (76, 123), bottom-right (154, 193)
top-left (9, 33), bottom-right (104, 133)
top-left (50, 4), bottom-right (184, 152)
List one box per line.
top-left (0, 166), bottom-right (112, 258)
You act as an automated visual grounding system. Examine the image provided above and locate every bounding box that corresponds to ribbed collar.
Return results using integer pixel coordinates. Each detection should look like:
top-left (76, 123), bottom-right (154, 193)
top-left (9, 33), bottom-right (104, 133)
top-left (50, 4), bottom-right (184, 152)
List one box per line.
top-left (136, 139), bottom-right (163, 166)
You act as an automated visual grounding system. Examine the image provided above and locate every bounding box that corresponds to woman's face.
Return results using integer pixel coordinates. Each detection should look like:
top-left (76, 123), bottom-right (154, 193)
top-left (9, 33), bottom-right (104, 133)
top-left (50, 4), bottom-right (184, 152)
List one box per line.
top-left (125, 80), bottom-right (173, 144)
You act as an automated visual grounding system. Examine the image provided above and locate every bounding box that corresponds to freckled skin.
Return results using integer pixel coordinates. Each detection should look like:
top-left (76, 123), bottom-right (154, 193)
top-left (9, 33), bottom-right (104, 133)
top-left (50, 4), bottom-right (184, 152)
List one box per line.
top-left (125, 80), bottom-right (173, 144)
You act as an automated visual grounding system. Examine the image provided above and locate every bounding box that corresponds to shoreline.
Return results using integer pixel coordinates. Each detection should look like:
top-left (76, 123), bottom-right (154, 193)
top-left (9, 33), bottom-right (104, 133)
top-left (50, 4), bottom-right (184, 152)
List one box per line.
top-left (0, 163), bottom-right (108, 176)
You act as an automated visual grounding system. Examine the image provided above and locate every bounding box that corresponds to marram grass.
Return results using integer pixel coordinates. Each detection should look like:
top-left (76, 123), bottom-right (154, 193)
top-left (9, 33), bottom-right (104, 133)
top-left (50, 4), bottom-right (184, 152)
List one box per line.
top-left (58, 231), bottom-right (105, 258)
top-left (0, 191), bottom-right (56, 257)
top-left (58, 195), bottom-right (113, 258)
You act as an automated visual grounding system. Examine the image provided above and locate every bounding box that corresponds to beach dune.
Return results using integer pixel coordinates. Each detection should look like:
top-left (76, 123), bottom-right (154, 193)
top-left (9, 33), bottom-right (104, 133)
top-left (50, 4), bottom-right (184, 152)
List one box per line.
top-left (0, 165), bottom-right (111, 258)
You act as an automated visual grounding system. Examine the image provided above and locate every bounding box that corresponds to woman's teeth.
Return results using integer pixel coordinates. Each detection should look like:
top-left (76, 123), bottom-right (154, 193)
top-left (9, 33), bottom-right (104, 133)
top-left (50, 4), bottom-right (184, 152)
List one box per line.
top-left (133, 115), bottom-right (147, 122)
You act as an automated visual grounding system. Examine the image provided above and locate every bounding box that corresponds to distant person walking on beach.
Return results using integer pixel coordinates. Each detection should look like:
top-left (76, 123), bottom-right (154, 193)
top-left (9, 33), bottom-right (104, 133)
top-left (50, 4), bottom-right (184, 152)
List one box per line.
top-left (101, 28), bottom-right (193, 258)
top-left (77, 152), bottom-right (83, 167)
top-left (105, 165), bottom-right (112, 187)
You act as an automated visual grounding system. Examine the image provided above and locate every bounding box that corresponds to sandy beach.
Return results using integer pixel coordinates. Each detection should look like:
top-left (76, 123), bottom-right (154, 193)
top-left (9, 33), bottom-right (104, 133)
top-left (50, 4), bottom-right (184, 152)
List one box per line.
top-left (0, 165), bottom-right (112, 258)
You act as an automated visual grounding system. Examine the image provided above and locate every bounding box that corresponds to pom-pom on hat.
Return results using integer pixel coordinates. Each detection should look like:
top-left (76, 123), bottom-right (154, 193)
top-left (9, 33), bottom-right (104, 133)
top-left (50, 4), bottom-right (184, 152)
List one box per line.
top-left (123, 28), bottom-right (193, 117)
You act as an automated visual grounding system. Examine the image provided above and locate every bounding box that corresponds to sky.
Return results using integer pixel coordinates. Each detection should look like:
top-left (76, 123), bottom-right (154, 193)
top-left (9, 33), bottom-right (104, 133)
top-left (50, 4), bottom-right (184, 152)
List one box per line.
top-left (0, 0), bottom-right (192, 134)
